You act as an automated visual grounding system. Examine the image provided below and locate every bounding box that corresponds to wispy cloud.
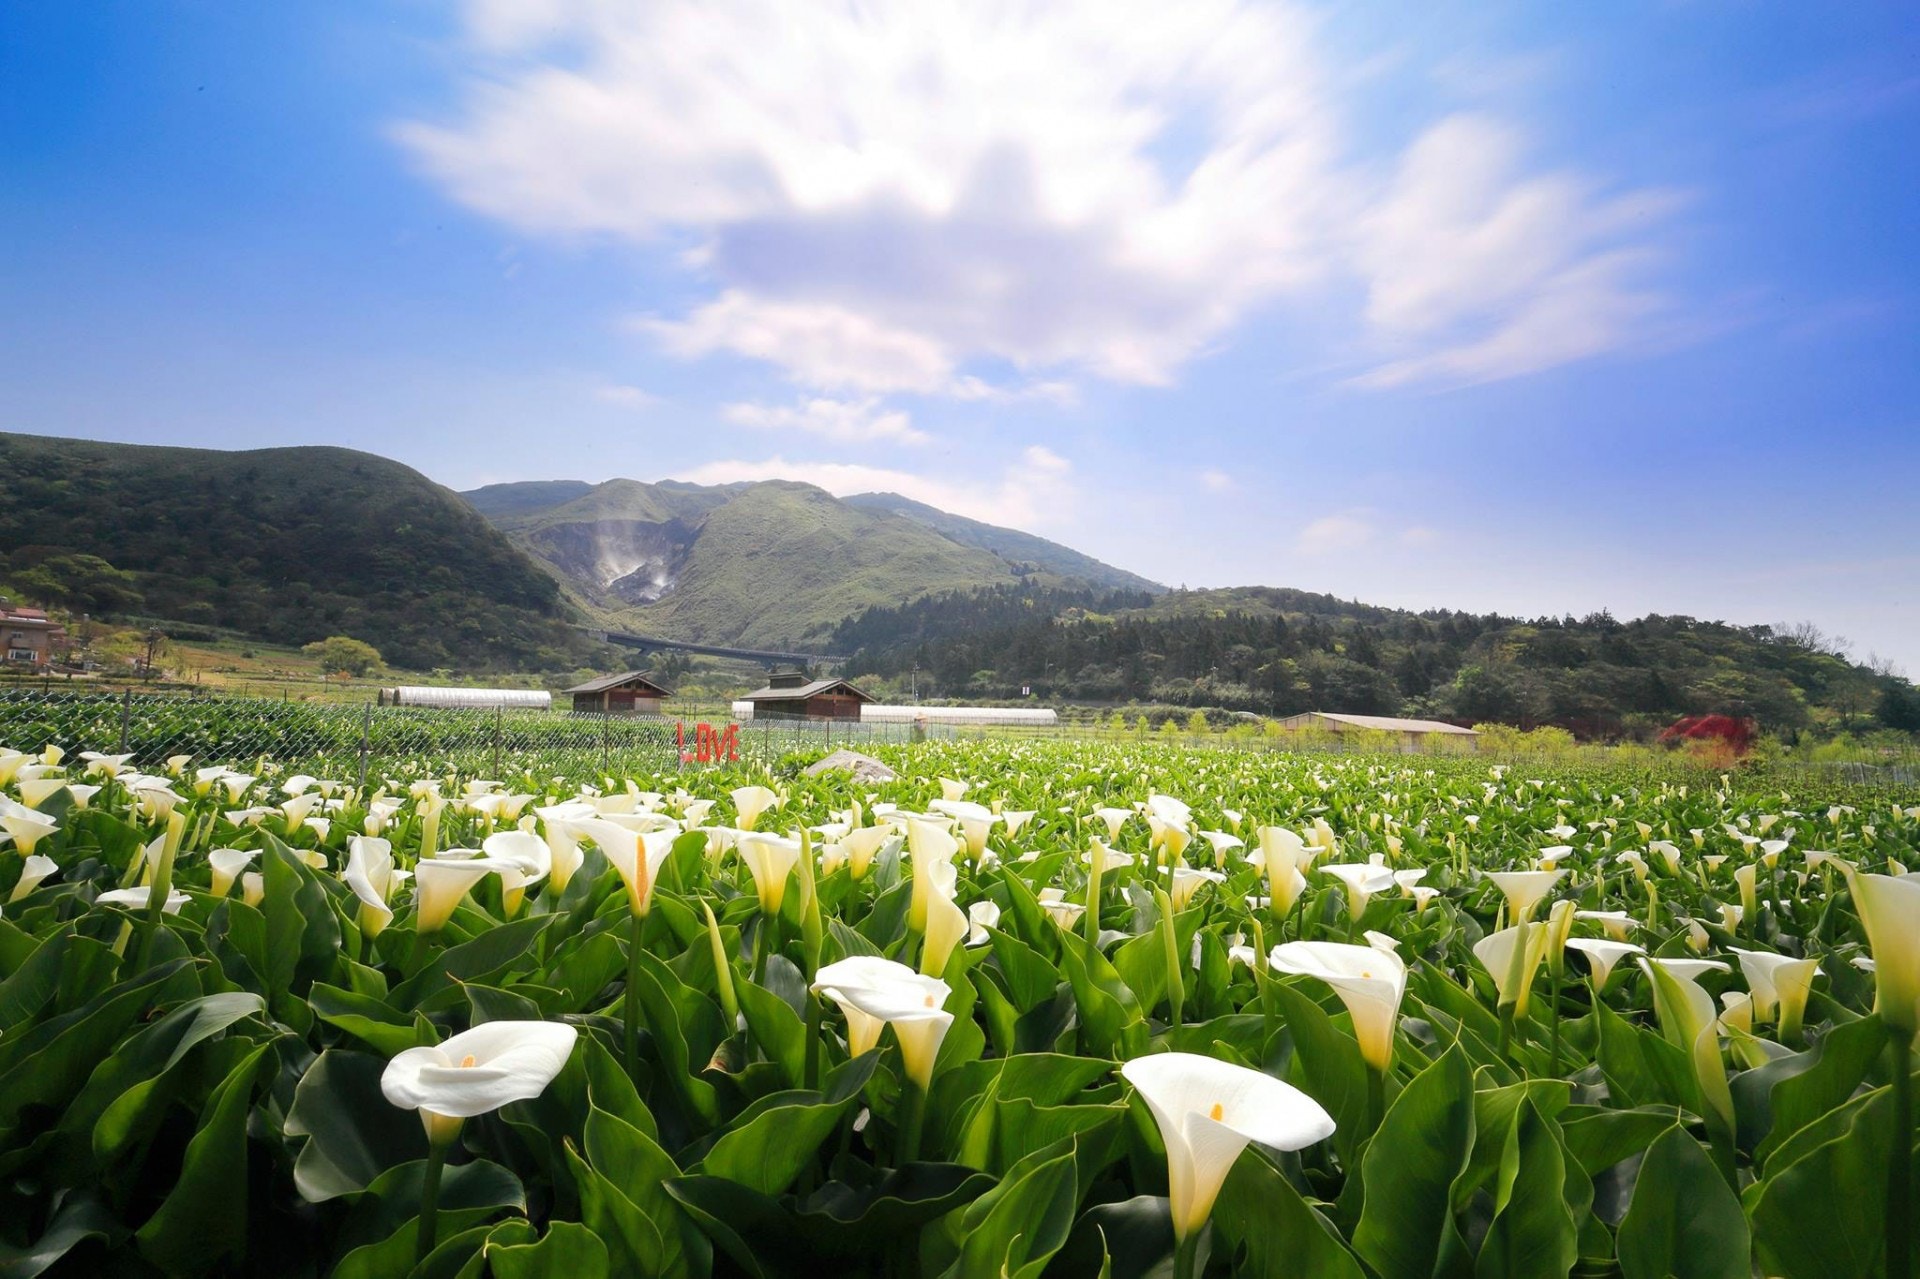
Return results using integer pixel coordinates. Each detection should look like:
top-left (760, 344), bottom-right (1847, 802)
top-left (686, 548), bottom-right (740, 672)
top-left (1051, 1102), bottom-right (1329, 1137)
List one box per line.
top-left (722, 396), bottom-right (930, 446)
top-left (401, 1), bottom-right (1685, 399)
top-left (673, 445), bottom-right (1074, 531)
top-left (593, 382), bottom-right (660, 411)
top-left (1296, 513), bottom-right (1377, 554)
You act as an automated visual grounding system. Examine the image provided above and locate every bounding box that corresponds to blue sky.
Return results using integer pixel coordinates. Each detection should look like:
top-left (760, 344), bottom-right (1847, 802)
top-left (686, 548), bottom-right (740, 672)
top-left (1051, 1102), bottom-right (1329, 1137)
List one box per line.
top-left (3, 2), bottom-right (1916, 673)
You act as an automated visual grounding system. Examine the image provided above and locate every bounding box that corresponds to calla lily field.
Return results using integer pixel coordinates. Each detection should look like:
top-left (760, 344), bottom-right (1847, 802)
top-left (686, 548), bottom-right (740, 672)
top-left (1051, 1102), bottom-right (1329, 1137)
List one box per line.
top-left (0, 737), bottom-right (1915, 1277)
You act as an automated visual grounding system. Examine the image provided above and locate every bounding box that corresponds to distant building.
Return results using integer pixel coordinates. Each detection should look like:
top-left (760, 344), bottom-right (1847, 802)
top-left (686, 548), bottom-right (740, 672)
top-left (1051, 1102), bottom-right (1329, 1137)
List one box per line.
top-left (565, 670), bottom-right (674, 715)
top-left (2, 605), bottom-right (67, 671)
top-left (862, 704), bottom-right (1058, 726)
top-left (1276, 711), bottom-right (1479, 751)
top-left (376, 686), bottom-right (552, 710)
top-left (736, 667), bottom-right (874, 720)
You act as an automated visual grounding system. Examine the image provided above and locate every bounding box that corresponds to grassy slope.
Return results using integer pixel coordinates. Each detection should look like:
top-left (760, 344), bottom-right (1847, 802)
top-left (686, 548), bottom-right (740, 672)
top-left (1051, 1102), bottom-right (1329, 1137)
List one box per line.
top-left (0, 431), bottom-right (596, 670)
top-left (461, 480), bottom-right (595, 520)
top-left (620, 481), bottom-right (1020, 647)
top-left (841, 491), bottom-right (1164, 593)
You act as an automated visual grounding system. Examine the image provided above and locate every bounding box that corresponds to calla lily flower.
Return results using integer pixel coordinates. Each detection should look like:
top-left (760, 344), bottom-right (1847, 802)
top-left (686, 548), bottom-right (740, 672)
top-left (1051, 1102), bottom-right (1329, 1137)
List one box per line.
top-left (97, 886), bottom-right (189, 914)
top-left (208, 847), bottom-right (259, 899)
top-left (241, 871), bottom-right (264, 907)
top-left (1091, 807), bottom-right (1133, 840)
top-left (1483, 869), bottom-right (1564, 922)
top-left (381, 1020), bottom-right (579, 1145)
top-left (1268, 940), bottom-right (1407, 1073)
top-left (1474, 922), bottom-right (1547, 1015)
top-left (922, 888), bottom-right (968, 977)
top-left (412, 856), bottom-right (517, 933)
top-left (8, 854), bottom-right (57, 902)
top-left (810, 957), bottom-right (952, 1088)
top-left (1320, 862), bottom-right (1394, 921)
top-left (965, 899), bottom-right (1000, 946)
top-left (906, 819), bottom-right (959, 932)
top-left (0, 798), bottom-right (59, 855)
top-left (1566, 937), bottom-right (1644, 987)
top-left (1574, 909), bottom-right (1638, 941)
top-left (841, 825), bottom-right (890, 879)
top-left (1002, 810), bottom-right (1036, 838)
top-left (1729, 947), bottom-right (1822, 1034)
top-left (1841, 870), bottom-right (1920, 1036)
top-left (730, 784), bottom-right (780, 832)
top-left (1168, 865), bottom-right (1226, 912)
top-left (344, 838), bottom-right (398, 934)
top-left (1038, 887), bottom-right (1086, 929)
top-left (572, 818), bottom-right (675, 918)
top-left (740, 833), bottom-right (802, 915)
top-left (15, 776), bottom-right (67, 809)
top-left (481, 830), bottom-right (551, 913)
top-left (931, 800), bottom-right (998, 859)
top-left (1120, 1052), bottom-right (1336, 1244)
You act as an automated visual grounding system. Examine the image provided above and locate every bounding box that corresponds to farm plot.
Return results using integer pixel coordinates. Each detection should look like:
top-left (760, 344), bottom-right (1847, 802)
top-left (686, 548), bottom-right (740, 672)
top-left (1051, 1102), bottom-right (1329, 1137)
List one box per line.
top-left (0, 739), bottom-right (1915, 1277)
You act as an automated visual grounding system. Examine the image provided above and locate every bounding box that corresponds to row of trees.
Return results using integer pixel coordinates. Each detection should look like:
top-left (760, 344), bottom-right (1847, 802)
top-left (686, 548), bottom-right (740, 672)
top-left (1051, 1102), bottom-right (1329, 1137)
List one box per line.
top-left (837, 585), bottom-right (1919, 738)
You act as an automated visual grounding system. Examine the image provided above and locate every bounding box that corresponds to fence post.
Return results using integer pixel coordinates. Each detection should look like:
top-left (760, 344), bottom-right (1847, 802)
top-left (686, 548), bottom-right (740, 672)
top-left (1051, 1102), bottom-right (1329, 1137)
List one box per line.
top-left (602, 709), bottom-right (611, 778)
top-left (355, 702), bottom-right (373, 795)
top-left (119, 687), bottom-right (132, 754)
top-left (492, 704), bottom-right (503, 778)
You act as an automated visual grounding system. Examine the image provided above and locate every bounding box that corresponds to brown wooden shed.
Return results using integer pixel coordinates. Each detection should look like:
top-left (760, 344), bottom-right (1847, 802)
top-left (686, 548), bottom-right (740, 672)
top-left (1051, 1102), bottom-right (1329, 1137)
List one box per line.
top-left (565, 671), bottom-right (674, 715)
top-left (740, 668), bottom-right (873, 721)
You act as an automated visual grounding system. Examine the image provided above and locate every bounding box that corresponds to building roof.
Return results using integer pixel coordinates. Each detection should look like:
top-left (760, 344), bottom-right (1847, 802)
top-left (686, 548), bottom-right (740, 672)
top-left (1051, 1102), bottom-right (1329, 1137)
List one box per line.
top-left (741, 677), bottom-right (873, 703)
top-left (564, 670), bottom-right (675, 696)
top-left (1306, 712), bottom-right (1478, 735)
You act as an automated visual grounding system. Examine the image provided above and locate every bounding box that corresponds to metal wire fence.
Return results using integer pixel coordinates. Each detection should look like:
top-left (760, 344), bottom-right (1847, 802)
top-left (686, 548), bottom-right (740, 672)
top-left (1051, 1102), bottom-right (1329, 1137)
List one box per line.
top-left (0, 687), bottom-right (1912, 799)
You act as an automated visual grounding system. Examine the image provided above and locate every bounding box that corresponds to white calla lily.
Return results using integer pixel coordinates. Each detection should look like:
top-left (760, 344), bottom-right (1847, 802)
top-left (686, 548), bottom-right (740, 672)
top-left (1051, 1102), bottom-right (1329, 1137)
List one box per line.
top-left (1121, 1052), bottom-right (1336, 1245)
top-left (1267, 940), bottom-right (1407, 1073)
top-left (8, 854), bottom-right (57, 902)
top-left (381, 1020), bottom-right (578, 1144)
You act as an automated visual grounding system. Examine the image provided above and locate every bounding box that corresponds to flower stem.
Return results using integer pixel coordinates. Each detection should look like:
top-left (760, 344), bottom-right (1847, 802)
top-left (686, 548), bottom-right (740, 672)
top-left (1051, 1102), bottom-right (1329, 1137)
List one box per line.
top-left (898, 1080), bottom-right (926, 1166)
top-left (1366, 1064), bottom-right (1387, 1134)
top-left (624, 911), bottom-right (644, 1078)
top-left (803, 989), bottom-right (823, 1091)
top-left (1548, 968), bottom-right (1563, 1077)
top-left (416, 1141), bottom-right (447, 1264)
top-left (1172, 1231), bottom-right (1199, 1279)
top-left (1890, 1027), bottom-right (1914, 1279)
top-left (1498, 1002), bottom-right (1515, 1061)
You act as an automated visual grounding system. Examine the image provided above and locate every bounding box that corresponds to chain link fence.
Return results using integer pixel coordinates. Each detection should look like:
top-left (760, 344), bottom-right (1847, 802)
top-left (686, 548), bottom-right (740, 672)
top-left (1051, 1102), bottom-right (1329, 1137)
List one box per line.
top-left (0, 686), bottom-right (1912, 799)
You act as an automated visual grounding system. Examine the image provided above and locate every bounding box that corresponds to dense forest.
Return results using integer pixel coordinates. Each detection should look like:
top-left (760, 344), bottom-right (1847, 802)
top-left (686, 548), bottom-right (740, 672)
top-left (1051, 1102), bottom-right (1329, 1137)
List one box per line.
top-left (836, 584), bottom-right (1920, 739)
top-left (0, 432), bottom-right (605, 671)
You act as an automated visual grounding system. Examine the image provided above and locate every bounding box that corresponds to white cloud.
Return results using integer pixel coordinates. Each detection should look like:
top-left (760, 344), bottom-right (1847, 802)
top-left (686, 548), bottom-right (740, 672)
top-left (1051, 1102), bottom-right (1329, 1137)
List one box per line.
top-left (1296, 513), bottom-right (1376, 554)
top-left (402, 2), bottom-right (1682, 397)
top-left (673, 444), bottom-right (1074, 531)
top-left (593, 382), bottom-right (659, 410)
top-left (1199, 468), bottom-right (1236, 493)
top-left (1354, 115), bottom-right (1681, 387)
top-left (722, 396), bottom-right (931, 446)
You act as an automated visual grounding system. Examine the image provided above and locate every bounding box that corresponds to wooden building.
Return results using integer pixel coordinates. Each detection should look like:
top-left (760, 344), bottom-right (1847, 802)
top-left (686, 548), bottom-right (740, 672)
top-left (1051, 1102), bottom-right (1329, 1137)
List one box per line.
top-left (565, 671), bottom-right (675, 715)
top-left (738, 668), bottom-right (873, 721)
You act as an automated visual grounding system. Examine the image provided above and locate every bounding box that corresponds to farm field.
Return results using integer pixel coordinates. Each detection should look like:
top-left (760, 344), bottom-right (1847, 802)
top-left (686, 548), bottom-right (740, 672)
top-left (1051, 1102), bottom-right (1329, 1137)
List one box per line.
top-left (0, 737), bottom-right (1915, 1277)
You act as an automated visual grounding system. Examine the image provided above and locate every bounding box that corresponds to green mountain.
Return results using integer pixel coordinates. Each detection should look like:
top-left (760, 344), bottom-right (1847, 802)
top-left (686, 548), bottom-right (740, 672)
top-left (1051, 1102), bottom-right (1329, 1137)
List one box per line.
top-left (0, 432), bottom-right (599, 671)
top-left (836, 583), bottom-right (1920, 739)
top-left (466, 476), bottom-right (1159, 649)
top-left (841, 491), bottom-right (1163, 593)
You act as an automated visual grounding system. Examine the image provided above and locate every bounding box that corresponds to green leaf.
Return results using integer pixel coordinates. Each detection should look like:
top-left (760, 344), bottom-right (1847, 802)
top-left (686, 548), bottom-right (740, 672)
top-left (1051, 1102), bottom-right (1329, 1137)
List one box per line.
top-left (1474, 1098), bottom-right (1578, 1279)
top-left (737, 974), bottom-right (807, 1087)
top-left (1557, 1104), bottom-right (1679, 1176)
top-left (310, 982), bottom-right (435, 1056)
top-left (942, 1138), bottom-right (1082, 1279)
top-left (1750, 1014), bottom-right (1887, 1170)
top-left (486, 1220), bottom-right (609, 1279)
top-left (567, 1144), bottom-right (675, 1278)
top-left (1616, 1126), bottom-right (1751, 1279)
top-left (1055, 928), bottom-right (1145, 1059)
top-left (1353, 1046), bottom-right (1474, 1279)
top-left (700, 1089), bottom-right (858, 1195)
top-left (1748, 1085), bottom-right (1903, 1279)
top-left (0, 1192), bottom-right (122, 1278)
top-left (284, 1050), bottom-right (428, 1201)
top-left (1213, 1153), bottom-right (1368, 1279)
top-left (133, 1039), bottom-right (274, 1275)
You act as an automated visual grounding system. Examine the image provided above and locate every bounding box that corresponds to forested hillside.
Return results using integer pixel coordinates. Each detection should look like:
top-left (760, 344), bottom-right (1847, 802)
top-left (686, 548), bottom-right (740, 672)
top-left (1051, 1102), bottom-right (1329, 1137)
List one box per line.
top-left (837, 584), bottom-right (1920, 738)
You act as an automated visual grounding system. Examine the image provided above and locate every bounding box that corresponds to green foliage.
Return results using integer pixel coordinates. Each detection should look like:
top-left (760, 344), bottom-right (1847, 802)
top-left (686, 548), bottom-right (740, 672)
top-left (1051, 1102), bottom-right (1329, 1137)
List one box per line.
top-left (0, 733), bottom-right (1913, 1276)
top-left (302, 635), bottom-right (383, 676)
top-left (0, 430), bottom-right (600, 671)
